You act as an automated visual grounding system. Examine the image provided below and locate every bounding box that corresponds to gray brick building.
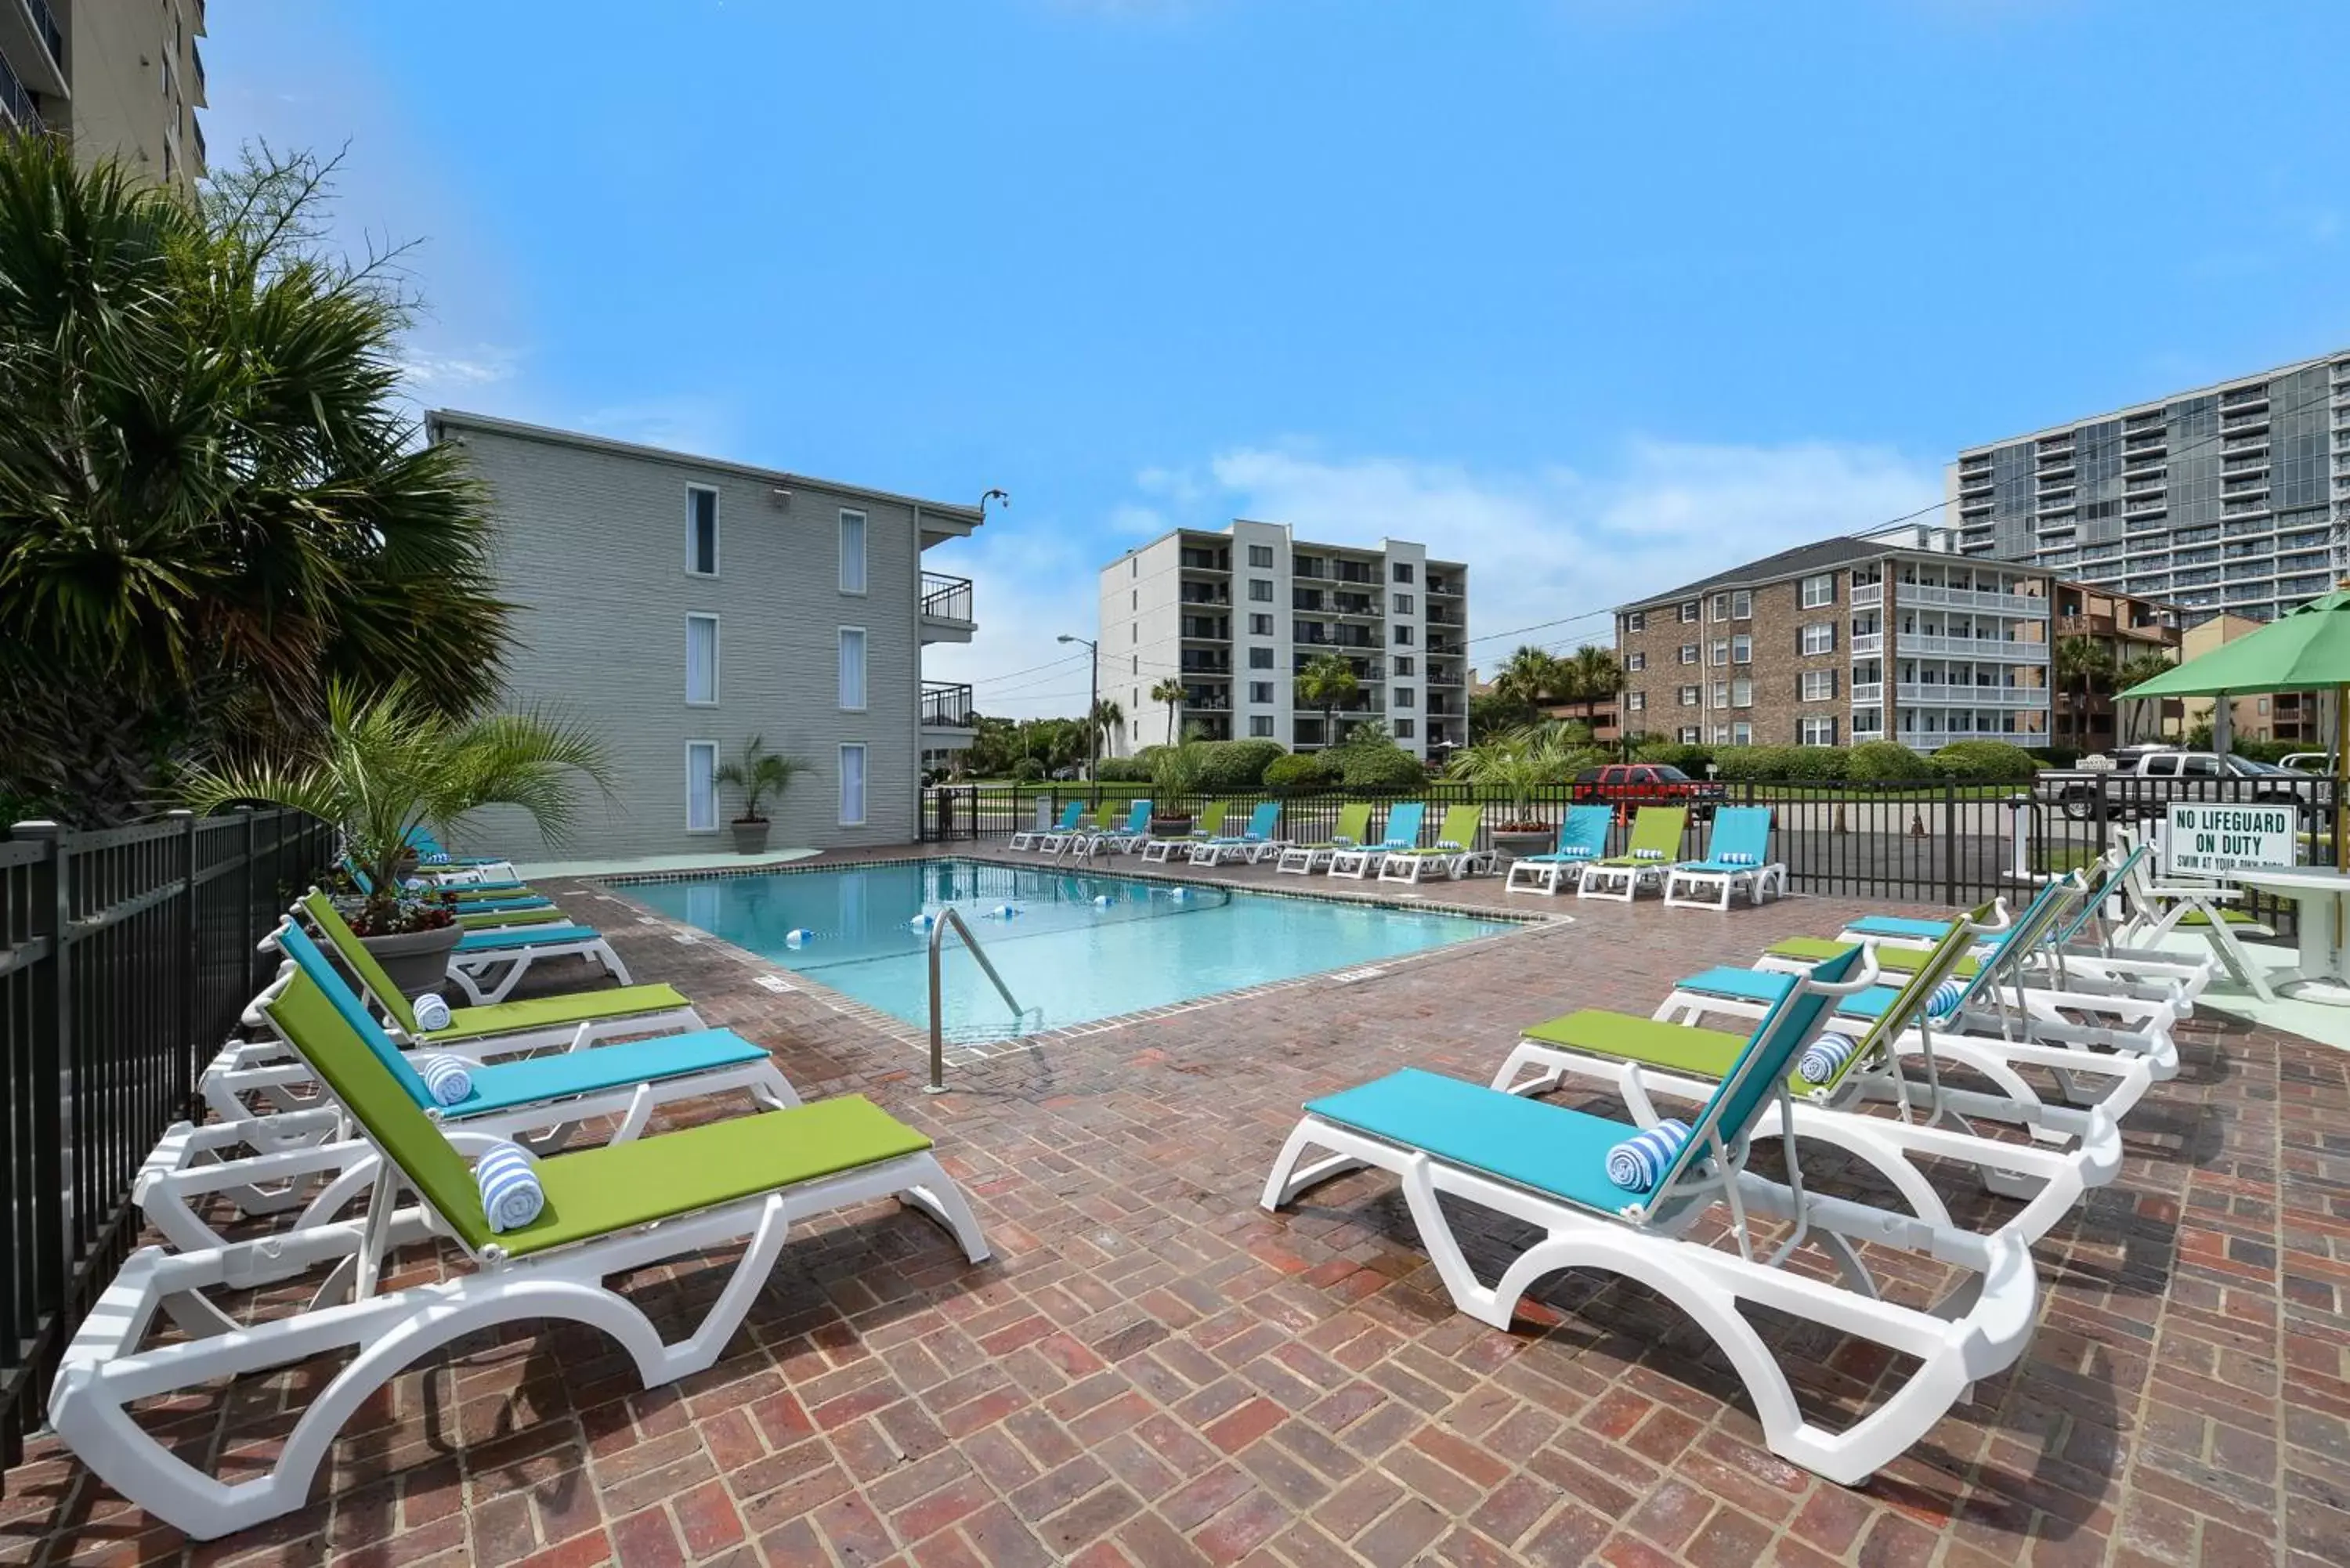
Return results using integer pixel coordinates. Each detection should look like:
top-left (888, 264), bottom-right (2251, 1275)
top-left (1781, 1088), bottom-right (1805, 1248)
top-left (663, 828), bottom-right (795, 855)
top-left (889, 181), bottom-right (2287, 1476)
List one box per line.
top-left (428, 411), bottom-right (982, 861)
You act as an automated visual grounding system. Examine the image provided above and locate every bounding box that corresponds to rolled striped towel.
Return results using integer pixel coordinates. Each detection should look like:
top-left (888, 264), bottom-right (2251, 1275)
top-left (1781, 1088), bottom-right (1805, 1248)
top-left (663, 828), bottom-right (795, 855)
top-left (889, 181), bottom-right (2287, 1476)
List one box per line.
top-left (1559, 846), bottom-right (1594, 860)
top-left (1437, 840), bottom-right (1462, 852)
top-left (1332, 836), bottom-right (1356, 847)
top-left (1606, 1119), bottom-right (1691, 1193)
top-left (1632, 847), bottom-right (1666, 861)
top-left (1798, 1031), bottom-right (1860, 1086)
top-left (422, 851), bottom-right (451, 865)
top-left (418, 1053), bottom-right (473, 1106)
top-left (1719, 851), bottom-right (1758, 865)
top-left (412, 992), bottom-right (453, 1031)
top-left (1927, 981), bottom-right (1967, 1021)
top-left (474, 1140), bottom-right (544, 1232)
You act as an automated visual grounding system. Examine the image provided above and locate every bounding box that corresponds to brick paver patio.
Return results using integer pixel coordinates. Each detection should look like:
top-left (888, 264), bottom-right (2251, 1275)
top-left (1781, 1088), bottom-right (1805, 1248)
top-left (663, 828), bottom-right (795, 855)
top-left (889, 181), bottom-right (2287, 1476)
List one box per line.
top-left (3, 846), bottom-right (2346, 1567)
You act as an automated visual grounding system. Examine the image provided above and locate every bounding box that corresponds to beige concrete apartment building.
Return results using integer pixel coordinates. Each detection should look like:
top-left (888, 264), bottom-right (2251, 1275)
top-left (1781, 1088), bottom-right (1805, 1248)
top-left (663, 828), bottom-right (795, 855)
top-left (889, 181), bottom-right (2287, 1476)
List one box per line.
top-left (2, 0), bottom-right (206, 192)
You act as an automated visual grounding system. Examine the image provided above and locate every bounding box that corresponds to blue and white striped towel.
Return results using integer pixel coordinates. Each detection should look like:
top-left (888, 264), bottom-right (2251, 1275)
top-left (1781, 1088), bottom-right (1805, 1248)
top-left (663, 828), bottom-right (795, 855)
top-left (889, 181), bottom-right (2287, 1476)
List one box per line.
top-left (1798, 1031), bottom-right (1860, 1086)
top-left (1719, 851), bottom-right (1758, 865)
top-left (418, 1053), bottom-right (472, 1107)
top-left (1437, 840), bottom-right (1462, 852)
top-left (1927, 981), bottom-right (1967, 1021)
top-left (1331, 836), bottom-right (1356, 847)
top-left (1632, 847), bottom-right (1667, 861)
top-left (1606, 1119), bottom-right (1691, 1192)
top-left (475, 1140), bottom-right (544, 1232)
top-left (411, 992), bottom-right (453, 1031)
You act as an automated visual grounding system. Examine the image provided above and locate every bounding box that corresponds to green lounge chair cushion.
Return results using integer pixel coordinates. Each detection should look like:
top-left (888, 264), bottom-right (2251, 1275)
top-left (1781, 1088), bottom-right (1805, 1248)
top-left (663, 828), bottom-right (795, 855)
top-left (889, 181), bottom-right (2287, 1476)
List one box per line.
top-left (504, 1096), bottom-right (933, 1255)
top-left (1767, 936), bottom-right (1979, 978)
top-left (459, 905), bottom-right (566, 929)
top-left (1524, 1010), bottom-right (1748, 1078)
top-left (418, 985), bottom-right (695, 1045)
top-left (2175, 907), bottom-right (2262, 927)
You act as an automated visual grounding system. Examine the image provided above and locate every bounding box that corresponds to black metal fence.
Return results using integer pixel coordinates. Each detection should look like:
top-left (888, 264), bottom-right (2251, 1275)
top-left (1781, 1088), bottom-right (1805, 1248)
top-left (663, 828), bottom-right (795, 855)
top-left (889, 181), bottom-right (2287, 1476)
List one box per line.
top-left (0, 808), bottom-right (334, 1477)
top-left (920, 777), bottom-right (2340, 926)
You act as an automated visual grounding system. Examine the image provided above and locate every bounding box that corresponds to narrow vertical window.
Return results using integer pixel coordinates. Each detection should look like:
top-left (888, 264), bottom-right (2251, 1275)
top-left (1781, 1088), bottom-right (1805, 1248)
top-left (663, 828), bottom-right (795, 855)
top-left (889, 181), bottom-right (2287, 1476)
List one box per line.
top-left (838, 744), bottom-right (868, 826)
top-left (838, 509), bottom-right (867, 594)
top-left (686, 742), bottom-right (718, 832)
top-left (837, 627), bottom-right (867, 710)
top-left (685, 614), bottom-right (718, 705)
top-left (686, 486), bottom-right (719, 576)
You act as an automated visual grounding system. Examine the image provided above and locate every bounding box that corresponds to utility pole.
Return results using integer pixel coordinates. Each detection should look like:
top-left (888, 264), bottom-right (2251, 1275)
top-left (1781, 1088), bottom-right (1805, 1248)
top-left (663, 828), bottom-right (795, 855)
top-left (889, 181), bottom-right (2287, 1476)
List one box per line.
top-left (1058, 633), bottom-right (1100, 781)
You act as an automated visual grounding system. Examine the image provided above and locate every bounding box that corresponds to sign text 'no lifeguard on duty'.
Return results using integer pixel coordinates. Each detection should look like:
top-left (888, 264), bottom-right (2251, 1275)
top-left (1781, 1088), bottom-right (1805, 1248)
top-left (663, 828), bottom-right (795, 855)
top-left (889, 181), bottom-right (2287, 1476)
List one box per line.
top-left (2162, 802), bottom-right (2298, 878)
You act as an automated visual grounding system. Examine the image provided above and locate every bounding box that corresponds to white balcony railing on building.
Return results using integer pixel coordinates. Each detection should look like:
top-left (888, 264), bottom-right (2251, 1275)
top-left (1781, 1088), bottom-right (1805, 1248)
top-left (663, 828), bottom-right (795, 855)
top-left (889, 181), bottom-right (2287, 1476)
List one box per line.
top-left (1849, 682), bottom-right (1884, 705)
top-left (1895, 684), bottom-right (2051, 709)
top-left (1894, 583), bottom-right (2046, 616)
top-left (1896, 634), bottom-right (2051, 662)
top-left (1850, 581), bottom-right (1883, 605)
top-left (1849, 633), bottom-right (1883, 657)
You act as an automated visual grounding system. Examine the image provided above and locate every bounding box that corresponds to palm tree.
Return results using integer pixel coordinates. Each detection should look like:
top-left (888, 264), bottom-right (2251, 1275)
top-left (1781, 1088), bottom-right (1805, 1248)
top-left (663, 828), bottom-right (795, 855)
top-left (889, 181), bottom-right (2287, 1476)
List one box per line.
top-left (1149, 677), bottom-right (1188, 744)
top-left (1493, 646), bottom-right (1564, 706)
top-left (0, 139), bottom-right (509, 826)
top-left (2116, 650), bottom-right (2178, 743)
top-left (2053, 636), bottom-right (2119, 746)
top-left (1295, 653), bottom-right (1361, 748)
top-left (180, 680), bottom-right (610, 931)
top-left (1562, 645), bottom-right (1624, 706)
top-left (1089, 698), bottom-right (1124, 775)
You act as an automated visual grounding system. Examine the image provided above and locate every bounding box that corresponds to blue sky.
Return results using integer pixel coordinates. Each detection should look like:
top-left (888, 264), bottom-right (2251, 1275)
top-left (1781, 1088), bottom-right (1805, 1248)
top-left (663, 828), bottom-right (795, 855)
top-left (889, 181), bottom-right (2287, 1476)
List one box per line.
top-left (206, 2), bottom-right (2350, 717)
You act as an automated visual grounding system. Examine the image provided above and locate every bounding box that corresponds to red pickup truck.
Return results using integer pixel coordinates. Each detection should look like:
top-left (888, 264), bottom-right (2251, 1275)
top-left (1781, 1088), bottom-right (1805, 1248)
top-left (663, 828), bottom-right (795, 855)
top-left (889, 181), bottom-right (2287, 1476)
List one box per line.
top-left (1571, 764), bottom-right (1726, 822)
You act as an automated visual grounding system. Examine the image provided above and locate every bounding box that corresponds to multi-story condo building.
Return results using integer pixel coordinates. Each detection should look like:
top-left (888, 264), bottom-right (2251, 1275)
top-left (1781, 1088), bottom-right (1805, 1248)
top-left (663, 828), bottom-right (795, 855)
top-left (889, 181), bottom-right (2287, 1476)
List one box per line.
top-left (1097, 522), bottom-right (1470, 759)
top-left (2048, 583), bottom-right (2182, 750)
top-left (1947, 349), bottom-right (2350, 623)
top-left (428, 410), bottom-right (983, 859)
top-left (2, 0), bottom-right (207, 193)
top-left (1614, 531), bottom-right (2183, 754)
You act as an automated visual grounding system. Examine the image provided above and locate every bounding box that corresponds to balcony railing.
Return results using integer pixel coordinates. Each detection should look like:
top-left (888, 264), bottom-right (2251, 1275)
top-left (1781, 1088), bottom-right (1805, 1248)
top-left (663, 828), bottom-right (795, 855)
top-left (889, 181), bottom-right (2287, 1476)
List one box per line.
top-left (1895, 684), bottom-right (2050, 708)
top-left (1899, 634), bottom-right (2050, 662)
top-left (1849, 632), bottom-right (1883, 658)
top-left (1895, 582), bottom-right (2044, 616)
top-left (920, 572), bottom-right (974, 624)
top-left (920, 681), bottom-right (975, 728)
top-left (1849, 681), bottom-right (1884, 705)
top-left (0, 52), bottom-right (41, 134)
top-left (1851, 581), bottom-right (1883, 605)
top-left (1179, 586), bottom-right (1231, 606)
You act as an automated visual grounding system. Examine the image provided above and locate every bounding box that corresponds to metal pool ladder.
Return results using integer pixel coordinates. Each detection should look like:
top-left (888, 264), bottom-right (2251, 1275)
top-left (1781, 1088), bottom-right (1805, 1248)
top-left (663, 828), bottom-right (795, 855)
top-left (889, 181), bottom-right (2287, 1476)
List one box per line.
top-left (926, 907), bottom-right (1022, 1093)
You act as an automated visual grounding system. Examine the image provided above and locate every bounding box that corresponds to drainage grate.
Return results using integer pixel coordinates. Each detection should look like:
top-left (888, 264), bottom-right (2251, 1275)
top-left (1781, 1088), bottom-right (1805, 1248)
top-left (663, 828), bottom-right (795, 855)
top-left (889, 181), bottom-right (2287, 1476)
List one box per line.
top-left (754, 974), bottom-right (796, 993)
top-left (1329, 966), bottom-right (1388, 985)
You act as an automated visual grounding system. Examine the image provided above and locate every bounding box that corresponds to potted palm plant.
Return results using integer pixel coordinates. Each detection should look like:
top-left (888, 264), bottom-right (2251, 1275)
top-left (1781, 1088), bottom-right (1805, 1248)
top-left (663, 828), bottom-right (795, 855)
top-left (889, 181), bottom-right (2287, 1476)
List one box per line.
top-left (1148, 733), bottom-right (1212, 836)
top-left (182, 678), bottom-right (613, 997)
top-left (715, 735), bottom-right (807, 854)
top-left (1444, 724), bottom-right (1578, 861)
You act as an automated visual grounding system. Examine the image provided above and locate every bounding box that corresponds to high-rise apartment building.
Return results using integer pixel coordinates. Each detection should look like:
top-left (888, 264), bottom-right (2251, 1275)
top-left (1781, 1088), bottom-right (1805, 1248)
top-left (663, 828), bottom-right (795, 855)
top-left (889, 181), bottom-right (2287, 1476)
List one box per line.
top-left (2, 0), bottom-right (207, 193)
top-left (1947, 349), bottom-right (2350, 623)
top-left (1097, 522), bottom-right (1470, 759)
top-left (1613, 530), bottom-right (2180, 755)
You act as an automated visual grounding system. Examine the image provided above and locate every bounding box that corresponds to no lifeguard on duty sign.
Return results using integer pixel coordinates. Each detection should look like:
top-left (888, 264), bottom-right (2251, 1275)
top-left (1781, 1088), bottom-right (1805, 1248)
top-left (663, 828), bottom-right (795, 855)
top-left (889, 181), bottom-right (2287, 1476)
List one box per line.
top-left (2162, 801), bottom-right (2298, 878)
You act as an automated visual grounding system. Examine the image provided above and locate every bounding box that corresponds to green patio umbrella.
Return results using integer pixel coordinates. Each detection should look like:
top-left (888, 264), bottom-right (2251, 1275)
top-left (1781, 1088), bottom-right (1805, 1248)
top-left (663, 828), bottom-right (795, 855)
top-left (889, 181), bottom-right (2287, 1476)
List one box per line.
top-left (2119, 584), bottom-right (2350, 865)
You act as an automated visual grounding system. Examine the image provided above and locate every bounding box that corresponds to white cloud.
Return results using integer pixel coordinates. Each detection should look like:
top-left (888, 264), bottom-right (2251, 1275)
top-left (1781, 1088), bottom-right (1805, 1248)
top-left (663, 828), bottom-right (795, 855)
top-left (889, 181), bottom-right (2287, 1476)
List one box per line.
top-left (572, 397), bottom-right (742, 459)
top-left (927, 435), bottom-right (1943, 719)
top-left (396, 346), bottom-right (519, 392)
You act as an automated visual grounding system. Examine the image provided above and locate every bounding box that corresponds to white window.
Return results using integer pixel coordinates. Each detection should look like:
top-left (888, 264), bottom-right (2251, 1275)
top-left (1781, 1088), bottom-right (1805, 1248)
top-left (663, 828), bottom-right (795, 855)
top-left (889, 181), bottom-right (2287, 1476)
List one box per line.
top-left (686, 742), bottom-right (718, 833)
top-left (1731, 635), bottom-right (1752, 664)
top-left (1732, 722), bottom-right (1753, 746)
top-left (838, 744), bottom-right (867, 826)
top-left (1731, 679), bottom-right (1753, 709)
top-left (1626, 652), bottom-right (1646, 672)
top-left (837, 509), bottom-right (867, 594)
top-left (1625, 610), bottom-right (1646, 632)
top-left (1712, 681), bottom-right (1730, 708)
top-left (1679, 685), bottom-right (1700, 706)
top-left (1249, 579), bottom-right (1274, 602)
top-left (686, 486), bottom-right (719, 576)
top-left (1799, 717), bottom-right (1838, 746)
top-left (1712, 593), bottom-right (1731, 622)
top-left (1249, 681), bottom-right (1274, 703)
top-left (837, 627), bottom-right (867, 710)
top-left (685, 614), bottom-right (719, 706)
top-left (1712, 640), bottom-right (1730, 667)
top-left (1249, 647), bottom-right (1274, 669)
top-left (1678, 726), bottom-right (1701, 744)
top-left (1800, 623), bottom-right (1835, 656)
top-left (1394, 718), bottom-right (1415, 739)
top-left (1800, 669), bottom-right (1838, 701)
top-left (1249, 544), bottom-right (1274, 569)
top-left (1679, 601), bottom-right (1700, 623)
top-left (1249, 613), bottom-right (1274, 636)
top-left (1625, 690), bottom-right (1646, 712)
top-left (1393, 656), bottom-right (1415, 677)
top-left (1732, 591), bottom-right (1752, 619)
top-left (1393, 625), bottom-right (1414, 645)
top-left (1679, 644), bottom-right (1699, 664)
top-left (1394, 687), bottom-right (1416, 709)
top-left (1394, 594), bottom-right (1415, 615)
top-left (1800, 573), bottom-right (1835, 609)
top-left (1249, 716), bottom-right (1274, 737)
top-left (1711, 724), bottom-right (1730, 744)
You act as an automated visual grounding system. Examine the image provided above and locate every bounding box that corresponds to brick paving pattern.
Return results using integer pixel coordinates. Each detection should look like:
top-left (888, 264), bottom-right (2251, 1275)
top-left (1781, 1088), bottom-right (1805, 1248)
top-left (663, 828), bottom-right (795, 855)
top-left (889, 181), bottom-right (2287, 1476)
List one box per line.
top-left (2, 844), bottom-right (2345, 1567)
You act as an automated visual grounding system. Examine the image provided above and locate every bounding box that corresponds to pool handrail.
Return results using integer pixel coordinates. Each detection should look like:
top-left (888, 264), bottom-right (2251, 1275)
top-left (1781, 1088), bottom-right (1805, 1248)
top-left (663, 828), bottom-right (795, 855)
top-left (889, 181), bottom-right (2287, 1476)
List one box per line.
top-left (927, 906), bottom-right (1022, 1093)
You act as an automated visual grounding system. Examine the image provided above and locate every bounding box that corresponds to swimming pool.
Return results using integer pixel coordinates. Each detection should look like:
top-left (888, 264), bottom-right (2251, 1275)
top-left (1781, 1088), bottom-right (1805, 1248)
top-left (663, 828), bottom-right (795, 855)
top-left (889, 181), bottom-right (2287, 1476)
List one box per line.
top-left (626, 859), bottom-right (1511, 1039)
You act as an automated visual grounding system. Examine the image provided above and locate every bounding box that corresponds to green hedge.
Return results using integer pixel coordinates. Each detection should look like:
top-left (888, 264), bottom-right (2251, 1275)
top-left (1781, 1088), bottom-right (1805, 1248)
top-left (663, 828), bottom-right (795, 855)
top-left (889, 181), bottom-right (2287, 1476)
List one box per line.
top-left (1194, 739), bottom-right (1288, 791)
top-left (1634, 742), bottom-right (1713, 774)
top-left (1925, 739), bottom-right (2039, 784)
top-left (1263, 752), bottom-right (1339, 796)
top-left (1712, 746), bottom-right (1849, 782)
top-left (1010, 757), bottom-right (1044, 782)
top-left (1337, 743), bottom-right (1429, 793)
top-left (1094, 756), bottom-right (1155, 783)
top-left (1846, 740), bottom-right (1930, 782)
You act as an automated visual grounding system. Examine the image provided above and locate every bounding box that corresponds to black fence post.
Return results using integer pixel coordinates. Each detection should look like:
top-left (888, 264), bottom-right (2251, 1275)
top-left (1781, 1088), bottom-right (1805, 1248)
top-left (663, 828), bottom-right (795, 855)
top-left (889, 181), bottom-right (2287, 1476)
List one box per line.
top-left (240, 808), bottom-right (258, 988)
top-left (12, 821), bottom-right (70, 1424)
top-left (169, 810), bottom-right (199, 1118)
top-left (1941, 778), bottom-right (1959, 907)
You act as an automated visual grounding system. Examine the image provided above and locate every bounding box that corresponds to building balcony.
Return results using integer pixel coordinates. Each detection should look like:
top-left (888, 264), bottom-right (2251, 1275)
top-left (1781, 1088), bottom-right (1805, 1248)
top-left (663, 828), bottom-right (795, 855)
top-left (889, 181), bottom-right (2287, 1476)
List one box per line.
top-left (1178, 656), bottom-right (1231, 675)
top-left (1849, 632), bottom-right (1883, 657)
top-left (1849, 681), bottom-right (1884, 705)
top-left (1851, 581), bottom-right (1883, 605)
top-left (1426, 576), bottom-right (1465, 598)
top-left (1899, 633), bottom-right (2050, 663)
top-left (920, 682), bottom-right (976, 749)
top-left (1179, 551), bottom-right (1230, 573)
top-left (0, 0), bottom-right (67, 97)
top-left (1895, 582), bottom-right (2044, 617)
top-left (919, 572), bottom-right (975, 644)
top-left (1178, 586), bottom-right (1231, 607)
top-left (1895, 684), bottom-right (2050, 709)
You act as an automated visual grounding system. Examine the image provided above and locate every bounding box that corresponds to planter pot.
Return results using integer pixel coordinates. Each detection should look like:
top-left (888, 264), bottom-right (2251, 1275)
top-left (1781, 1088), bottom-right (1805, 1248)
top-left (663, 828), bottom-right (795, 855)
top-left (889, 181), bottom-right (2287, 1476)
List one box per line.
top-left (1148, 816), bottom-right (1194, 839)
top-left (731, 818), bottom-right (772, 855)
top-left (357, 923), bottom-right (465, 1000)
top-left (1491, 829), bottom-right (1556, 862)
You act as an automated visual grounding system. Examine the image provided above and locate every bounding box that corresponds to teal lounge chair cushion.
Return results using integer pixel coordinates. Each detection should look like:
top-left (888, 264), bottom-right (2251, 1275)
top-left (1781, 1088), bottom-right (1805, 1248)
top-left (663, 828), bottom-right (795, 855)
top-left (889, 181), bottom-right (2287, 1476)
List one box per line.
top-left (443, 1030), bottom-right (769, 1117)
top-left (1846, 914), bottom-right (1955, 940)
top-left (1675, 966), bottom-right (1795, 1006)
top-left (455, 923), bottom-right (600, 953)
top-left (1306, 1068), bottom-right (1644, 1217)
top-left (448, 894), bottom-right (552, 914)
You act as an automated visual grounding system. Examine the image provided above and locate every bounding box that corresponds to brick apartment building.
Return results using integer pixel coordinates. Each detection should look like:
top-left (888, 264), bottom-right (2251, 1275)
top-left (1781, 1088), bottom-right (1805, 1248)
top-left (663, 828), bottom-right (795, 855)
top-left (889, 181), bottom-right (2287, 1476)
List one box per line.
top-left (1613, 531), bottom-right (2182, 753)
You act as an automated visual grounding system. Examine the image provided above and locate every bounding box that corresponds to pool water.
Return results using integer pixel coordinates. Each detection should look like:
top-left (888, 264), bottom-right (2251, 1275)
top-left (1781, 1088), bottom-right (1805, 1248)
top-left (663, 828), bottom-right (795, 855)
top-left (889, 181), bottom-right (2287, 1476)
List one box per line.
top-left (627, 858), bottom-right (1509, 1039)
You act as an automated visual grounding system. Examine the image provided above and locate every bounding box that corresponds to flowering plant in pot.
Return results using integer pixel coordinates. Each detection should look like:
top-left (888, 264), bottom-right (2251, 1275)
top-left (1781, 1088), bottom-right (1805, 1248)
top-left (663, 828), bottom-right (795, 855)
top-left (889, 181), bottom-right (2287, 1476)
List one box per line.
top-left (1444, 725), bottom-right (1585, 860)
top-left (183, 679), bottom-right (612, 996)
top-left (714, 735), bottom-right (807, 854)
